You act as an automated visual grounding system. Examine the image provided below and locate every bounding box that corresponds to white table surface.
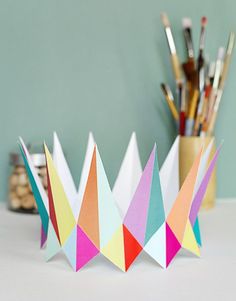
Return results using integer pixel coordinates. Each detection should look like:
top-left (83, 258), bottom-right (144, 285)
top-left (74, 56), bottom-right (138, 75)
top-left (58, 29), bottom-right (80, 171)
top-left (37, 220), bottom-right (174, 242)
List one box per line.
top-left (0, 200), bottom-right (236, 301)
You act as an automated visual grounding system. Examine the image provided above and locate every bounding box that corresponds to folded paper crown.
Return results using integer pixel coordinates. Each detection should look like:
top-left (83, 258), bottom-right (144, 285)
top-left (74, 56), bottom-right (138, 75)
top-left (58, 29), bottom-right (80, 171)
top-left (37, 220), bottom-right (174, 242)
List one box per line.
top-left (19, 133), bottom-right (221, 271)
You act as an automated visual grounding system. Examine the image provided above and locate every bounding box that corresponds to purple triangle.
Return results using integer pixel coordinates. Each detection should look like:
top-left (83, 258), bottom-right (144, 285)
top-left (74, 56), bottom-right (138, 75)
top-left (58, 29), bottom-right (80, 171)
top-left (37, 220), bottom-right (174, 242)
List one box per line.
top-left (166, 223), bottom-right (181, 267)
top-left (124, 146), bottom-right (156, 245)
top-left (76, 226), bottom-right (99, 271)
top-left (40, 223), bottom-right (47, 248)
top-left (189, 147), bottom-right (221, 226)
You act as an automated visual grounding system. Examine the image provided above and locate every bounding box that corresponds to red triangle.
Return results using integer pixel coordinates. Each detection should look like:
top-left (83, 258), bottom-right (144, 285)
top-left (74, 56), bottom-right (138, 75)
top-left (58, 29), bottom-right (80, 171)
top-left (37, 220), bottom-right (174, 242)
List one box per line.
top-left (166, 223), bottom-right (181, 267)
top-left (123, 225), bottom-right (143, 271)
top-left (46, 161), bottom-right (60, 244)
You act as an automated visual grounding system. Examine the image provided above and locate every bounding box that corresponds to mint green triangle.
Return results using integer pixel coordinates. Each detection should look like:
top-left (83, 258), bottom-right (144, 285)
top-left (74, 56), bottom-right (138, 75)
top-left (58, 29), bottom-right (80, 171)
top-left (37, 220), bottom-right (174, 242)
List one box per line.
top-left (63, 226), bottom-right (77, 270)
top-left (96, 148), bottom-right (122, 249)
top-left (193, 217), bottom-right (202, 246)
top-left (145, 150), bottom-right (165, 244)
top-left (45, 222), bottom-right (61, 261)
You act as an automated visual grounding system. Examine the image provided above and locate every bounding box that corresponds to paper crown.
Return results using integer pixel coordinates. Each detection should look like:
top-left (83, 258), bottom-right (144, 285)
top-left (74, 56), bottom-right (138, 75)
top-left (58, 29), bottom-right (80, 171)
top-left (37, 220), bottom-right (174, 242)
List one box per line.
top-left (19, 133), bottom-right (221, 271)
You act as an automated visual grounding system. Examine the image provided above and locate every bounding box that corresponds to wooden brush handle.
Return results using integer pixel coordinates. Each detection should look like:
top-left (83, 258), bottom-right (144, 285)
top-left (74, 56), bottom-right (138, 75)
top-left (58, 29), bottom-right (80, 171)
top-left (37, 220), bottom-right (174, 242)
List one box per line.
top-left (219, 54), bottom-right (230, 90)
top-left (207, 111), bottom-right (217, 136)
top-left (179, 111), bottom-right (185, 135)
top-left (189, 90), bottom-right (199, 119)
top-left (193, 115), bottom-right (201, 136)
top-left (171, 54), bottom-right (182, 82)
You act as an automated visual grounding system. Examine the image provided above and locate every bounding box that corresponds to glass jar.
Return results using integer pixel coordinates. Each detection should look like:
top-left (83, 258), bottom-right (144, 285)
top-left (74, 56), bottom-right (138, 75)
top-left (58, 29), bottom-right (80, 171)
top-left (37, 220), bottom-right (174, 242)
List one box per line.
top-left (8, 151), bottom-right (48, 213)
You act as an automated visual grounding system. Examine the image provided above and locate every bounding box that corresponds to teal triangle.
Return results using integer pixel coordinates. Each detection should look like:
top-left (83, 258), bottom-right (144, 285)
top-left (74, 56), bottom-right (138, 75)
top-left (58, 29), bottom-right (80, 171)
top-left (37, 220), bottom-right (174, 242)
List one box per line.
top-left (145, 149), bottom-right (165, 244)
top-left (63, 226), bottom-right (77, 270)
top-left (19, 144), bottom-right (49, 234)
top-left (45, 222), bottom-right (61, 261)
top-left (193, 217), bottom-right (202, 246)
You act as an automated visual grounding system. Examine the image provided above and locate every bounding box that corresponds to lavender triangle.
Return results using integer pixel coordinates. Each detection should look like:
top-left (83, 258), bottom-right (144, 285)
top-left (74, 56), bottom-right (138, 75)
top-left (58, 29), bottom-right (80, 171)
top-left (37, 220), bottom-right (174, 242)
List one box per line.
top-left (189, 147), bottom-right (221, 225)
top-left (124, 146), bottom-right (156, 245)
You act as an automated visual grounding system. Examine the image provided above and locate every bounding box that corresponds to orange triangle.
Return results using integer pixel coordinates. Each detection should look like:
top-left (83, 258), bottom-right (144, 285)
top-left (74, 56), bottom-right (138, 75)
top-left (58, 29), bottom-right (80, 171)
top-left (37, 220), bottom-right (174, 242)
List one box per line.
top-left (123, 225), bottom-right (143, 271)
top-left (78, 147), bottom-right (100, 249)
top-left (167, 149), bottom-right (202, 243)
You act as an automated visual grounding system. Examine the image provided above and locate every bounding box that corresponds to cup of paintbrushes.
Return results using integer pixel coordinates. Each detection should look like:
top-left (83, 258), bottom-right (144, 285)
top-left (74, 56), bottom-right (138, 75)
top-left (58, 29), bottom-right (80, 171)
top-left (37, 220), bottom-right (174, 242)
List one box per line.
top-left (179, 136), bottom-right (216, 209)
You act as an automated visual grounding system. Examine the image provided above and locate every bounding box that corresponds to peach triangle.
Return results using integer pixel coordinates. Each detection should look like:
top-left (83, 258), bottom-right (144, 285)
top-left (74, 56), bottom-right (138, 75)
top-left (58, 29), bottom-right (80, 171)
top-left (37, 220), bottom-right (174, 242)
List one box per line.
top-left (167, 149), bottom-right (202, 243)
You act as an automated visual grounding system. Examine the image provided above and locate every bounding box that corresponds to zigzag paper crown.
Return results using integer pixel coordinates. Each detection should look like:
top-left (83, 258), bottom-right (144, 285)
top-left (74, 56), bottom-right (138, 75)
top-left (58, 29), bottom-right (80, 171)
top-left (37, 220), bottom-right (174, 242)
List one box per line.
top-left (19, 133), bottom-right (221, 271)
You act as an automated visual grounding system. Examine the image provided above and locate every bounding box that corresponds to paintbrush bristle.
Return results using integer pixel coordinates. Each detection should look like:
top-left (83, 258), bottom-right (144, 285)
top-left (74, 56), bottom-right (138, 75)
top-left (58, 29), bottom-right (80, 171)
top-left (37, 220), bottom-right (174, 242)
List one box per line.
top-left (161, 13), bottom-right (170, 28)
top-left (201, 16), bottom-right (208, 27)
top-left (227, 32), bottom-right (235, 54)
top-left (182, 18), bottom-right (192, 29)
top-left (218, 47), bottom-right (225, 60)
top-left (161, 83), bottom-right (174, 101)
top-left (160, 83), bottom-right (167, 94)
top-left (209, 62), bottom-right (216, 78)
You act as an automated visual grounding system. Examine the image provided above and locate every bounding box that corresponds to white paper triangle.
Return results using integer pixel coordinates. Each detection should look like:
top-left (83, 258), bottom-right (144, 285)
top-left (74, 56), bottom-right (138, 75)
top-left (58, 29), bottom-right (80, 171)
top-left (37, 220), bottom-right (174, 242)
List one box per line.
top-left (160, 136), bottom-right (180, 216)
top-left (113, 132), bottom-right (142, 218)
top-left (144, 223), bottom-right (166, 268)
top-left (53, 132), bottom-right (77, 212)
top-left (193, 138), bottom-right (214, 198)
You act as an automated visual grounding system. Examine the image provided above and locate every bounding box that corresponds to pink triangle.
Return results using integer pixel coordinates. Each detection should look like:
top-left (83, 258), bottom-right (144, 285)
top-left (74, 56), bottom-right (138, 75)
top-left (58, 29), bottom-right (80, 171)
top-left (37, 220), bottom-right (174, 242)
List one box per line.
top-left (76, 226), bottom-right (99, 271)
top-left (40, 223), bottom-right (47, 248)
top-left (166, 223), bottom-right (181, 267)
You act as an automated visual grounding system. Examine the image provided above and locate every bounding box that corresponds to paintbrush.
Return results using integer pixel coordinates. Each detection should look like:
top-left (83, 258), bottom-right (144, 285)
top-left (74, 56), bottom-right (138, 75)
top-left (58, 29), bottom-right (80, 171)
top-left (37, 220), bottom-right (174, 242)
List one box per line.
top-left (161, 83), bottom-right (179, 123)
top-left (182, 17), bottom-right (197, 111)
top-left (193, 91), bottom-right (205, 136)
top-left (161, 13), bottom-right (183, 84)
top-left (182, 18), bottom-right (195, 78)
top-left (197, 17), bottom-right (207, 73)
top-left (218, 32), bottom-right (235, 91)
top-left (179, 82), bottom-right (186, 135)
top-left (199, 62), bottom-right (215, 136)
top-left (206, 47), bottom-right (225, 125)
top-left (207, 33), bottom-right (235, 135)
top-left (196, 16), bottom-right (208, 110)
top-left (208, 61), bottom-right (216, 85)
top-left (185, 89), bottom-right (199, 136)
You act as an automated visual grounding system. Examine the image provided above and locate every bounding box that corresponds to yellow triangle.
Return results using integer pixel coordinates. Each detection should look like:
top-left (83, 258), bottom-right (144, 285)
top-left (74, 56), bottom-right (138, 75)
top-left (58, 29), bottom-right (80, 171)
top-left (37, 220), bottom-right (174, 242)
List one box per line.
top-left (44, 144), bottom-right (76, 245)
top-left (182, 220), bottom-right (200, 257)
top-left (101, 225), bottom-right (125, 272)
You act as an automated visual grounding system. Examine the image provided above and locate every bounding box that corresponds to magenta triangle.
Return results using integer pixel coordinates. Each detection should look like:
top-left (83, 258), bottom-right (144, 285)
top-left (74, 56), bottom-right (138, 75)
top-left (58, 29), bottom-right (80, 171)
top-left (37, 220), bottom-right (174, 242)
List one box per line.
top-left (166, 223), bottom-right (181, 267)
top-left (76, 226), bottom-right (99, 271)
